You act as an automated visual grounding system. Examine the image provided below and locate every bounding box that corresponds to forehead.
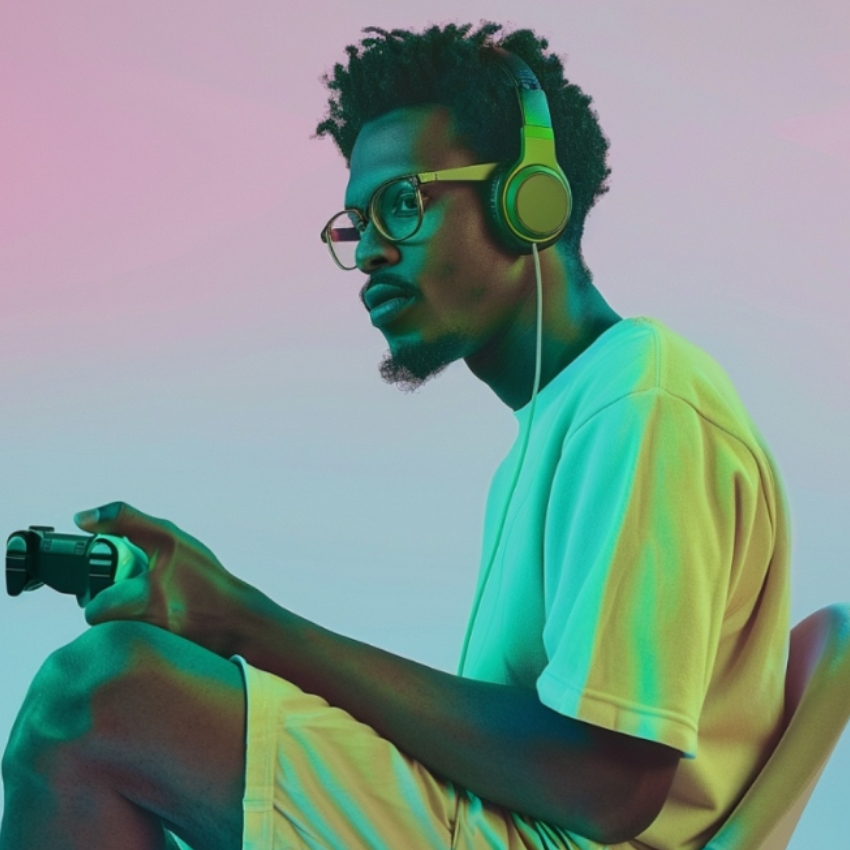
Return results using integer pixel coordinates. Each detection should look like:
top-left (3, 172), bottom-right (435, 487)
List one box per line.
top-left (344, 104), bottom-right (470, 208)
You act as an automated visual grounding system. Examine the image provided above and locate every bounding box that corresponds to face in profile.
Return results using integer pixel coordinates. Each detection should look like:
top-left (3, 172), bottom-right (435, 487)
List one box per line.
top-left (346, 105), bottom-right (532, 393)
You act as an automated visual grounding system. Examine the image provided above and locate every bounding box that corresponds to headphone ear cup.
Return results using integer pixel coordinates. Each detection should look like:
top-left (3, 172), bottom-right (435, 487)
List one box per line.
top-left (486, 164), bottom-right (572, 256)
top-left (486, 164), bottom-right (537, 255)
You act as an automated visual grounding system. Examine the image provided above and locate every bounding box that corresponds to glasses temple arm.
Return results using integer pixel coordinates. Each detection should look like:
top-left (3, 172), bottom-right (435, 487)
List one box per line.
top-left (416, 163), bottom-right (500, 184)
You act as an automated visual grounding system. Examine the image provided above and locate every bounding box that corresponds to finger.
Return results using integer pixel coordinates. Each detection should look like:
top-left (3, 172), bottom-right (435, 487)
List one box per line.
top-left (83, 575), bottom-right (148, 627)
top-left (73, 501), bottom-right (173, 555)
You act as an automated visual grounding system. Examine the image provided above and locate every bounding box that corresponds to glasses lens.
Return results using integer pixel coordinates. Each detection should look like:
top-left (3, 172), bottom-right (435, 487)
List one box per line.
top-left (326, 211), bottom-right (361, 270)
top-left (373, 178), bottom-right (422, 241)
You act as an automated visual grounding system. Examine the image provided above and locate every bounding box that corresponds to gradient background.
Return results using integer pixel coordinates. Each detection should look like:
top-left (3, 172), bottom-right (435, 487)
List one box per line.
top-left (1, 1), bottom-right (848, 844)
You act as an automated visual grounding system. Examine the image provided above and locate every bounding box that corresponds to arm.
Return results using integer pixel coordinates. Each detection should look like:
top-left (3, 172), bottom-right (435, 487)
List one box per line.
top-left (228, 581), bottom-right (681, 845)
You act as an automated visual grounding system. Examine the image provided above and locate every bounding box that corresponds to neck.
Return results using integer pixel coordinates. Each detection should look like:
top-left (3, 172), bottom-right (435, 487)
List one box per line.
top-left (465, 251), bottom-right (622, 410)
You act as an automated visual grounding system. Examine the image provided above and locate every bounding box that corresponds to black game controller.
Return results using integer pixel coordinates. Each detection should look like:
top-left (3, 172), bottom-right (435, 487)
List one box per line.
top-left (6, 526), bottom-right (149, 608)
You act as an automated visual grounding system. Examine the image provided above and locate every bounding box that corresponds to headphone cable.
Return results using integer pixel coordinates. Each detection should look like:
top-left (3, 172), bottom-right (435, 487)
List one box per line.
top-left (457, 243), bottom-right (543, 674)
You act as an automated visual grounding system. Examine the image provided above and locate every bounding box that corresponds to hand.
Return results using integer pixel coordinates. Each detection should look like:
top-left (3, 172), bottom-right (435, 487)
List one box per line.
top-left (74, 501), bottom-right (249, 657)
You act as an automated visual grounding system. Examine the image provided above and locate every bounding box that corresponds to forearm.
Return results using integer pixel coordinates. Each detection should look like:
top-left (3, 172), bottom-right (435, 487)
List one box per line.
top-left (228, 582), bottom-right (641, 841)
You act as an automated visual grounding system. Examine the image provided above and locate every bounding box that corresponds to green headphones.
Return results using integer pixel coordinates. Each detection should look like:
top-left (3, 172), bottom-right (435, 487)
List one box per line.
top-left (483, 46), bottom-right (573, 255)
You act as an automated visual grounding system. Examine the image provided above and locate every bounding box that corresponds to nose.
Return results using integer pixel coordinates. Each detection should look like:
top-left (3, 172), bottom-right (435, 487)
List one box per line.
top-left (355, 221), bottom-right (401, 274)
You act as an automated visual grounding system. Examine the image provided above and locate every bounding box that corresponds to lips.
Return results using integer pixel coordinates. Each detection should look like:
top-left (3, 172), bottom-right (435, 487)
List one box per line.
top-left (363, 280), bottom-right (417, 311)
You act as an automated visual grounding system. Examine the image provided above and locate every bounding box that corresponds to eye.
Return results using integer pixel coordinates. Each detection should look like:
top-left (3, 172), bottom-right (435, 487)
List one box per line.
top-left (394, 191), bottom-right (419, 215)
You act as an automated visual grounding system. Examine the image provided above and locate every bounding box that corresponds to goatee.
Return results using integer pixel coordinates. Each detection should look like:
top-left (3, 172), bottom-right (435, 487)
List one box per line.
top-left (378, 332), bottom-right (466, 393)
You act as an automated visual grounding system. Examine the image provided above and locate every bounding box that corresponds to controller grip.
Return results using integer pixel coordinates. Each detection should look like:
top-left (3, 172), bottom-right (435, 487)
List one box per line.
top-left (99, 535), bottom-right (149, 582)
top-left (77, 535), bottom-right (150, 608)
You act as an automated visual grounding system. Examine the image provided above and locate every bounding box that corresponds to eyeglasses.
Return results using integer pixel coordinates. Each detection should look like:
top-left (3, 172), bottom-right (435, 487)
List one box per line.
top-left (320, 162), bottom-right (500, 271)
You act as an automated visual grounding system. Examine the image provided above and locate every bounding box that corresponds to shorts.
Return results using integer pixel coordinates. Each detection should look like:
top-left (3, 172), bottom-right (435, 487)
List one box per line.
top-left (222, 654), bottom-right (580, 850)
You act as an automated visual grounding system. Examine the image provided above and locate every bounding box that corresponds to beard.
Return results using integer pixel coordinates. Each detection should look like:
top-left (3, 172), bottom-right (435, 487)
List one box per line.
top-left (378, 331), bottom-right (467, 393)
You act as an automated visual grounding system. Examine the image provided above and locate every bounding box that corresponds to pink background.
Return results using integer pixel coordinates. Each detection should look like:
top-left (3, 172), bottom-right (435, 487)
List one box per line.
top-left (1, 1), bottom-right (848, 842)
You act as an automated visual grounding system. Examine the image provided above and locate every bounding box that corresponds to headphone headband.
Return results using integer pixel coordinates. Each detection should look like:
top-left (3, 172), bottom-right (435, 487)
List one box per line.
top-left (485, 46), bottom-right (554, 129)
top-left (479, 46), bottom-right (572, 253)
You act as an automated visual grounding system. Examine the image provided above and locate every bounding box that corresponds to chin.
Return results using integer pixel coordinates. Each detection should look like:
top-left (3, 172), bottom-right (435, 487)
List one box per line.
top-left (378, 332), bottom-right (467, 392)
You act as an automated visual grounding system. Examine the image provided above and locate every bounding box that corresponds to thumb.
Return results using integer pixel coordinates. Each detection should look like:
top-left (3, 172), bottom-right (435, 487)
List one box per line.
top-left (83, 572), bottom-right (148, 626)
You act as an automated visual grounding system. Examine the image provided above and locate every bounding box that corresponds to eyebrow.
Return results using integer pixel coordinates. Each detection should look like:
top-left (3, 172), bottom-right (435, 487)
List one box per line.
top-left (344, 182), bottom-right (383, 212)
top-left (344, 168), bottom-right (415, 211)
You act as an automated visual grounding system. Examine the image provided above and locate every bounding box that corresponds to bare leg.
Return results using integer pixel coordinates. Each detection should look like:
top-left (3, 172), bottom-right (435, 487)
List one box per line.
top-left (0, 621), bottom-right (246, 850)
top-left (1, 739), bottom-right (171, 849)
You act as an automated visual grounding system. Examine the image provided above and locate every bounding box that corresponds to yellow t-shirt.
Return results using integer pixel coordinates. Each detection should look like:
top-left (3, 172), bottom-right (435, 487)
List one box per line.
top-left (458, 316), bottom-right (791, 850)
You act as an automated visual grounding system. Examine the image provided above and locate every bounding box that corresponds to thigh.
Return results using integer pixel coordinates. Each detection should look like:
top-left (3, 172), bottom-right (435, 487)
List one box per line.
top-left (233, 657), bottom-right (457, 850)
top-left (234, 659), bottom-right (580, 850)
top-left (36, 620), bottom-right (247, 850)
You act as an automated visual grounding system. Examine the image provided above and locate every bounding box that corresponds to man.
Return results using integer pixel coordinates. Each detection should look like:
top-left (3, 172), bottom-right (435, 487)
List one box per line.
top-left (0, 22), bottom-right (791, 850)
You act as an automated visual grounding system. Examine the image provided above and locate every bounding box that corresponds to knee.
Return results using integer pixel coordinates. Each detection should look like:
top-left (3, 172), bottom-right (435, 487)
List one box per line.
top-left (3, 622), bottom-right (161, 763)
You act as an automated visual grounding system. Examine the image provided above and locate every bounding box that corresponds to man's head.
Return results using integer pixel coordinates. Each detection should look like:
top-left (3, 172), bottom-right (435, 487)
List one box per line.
top-left (314, 22), bottom-right (614, 395)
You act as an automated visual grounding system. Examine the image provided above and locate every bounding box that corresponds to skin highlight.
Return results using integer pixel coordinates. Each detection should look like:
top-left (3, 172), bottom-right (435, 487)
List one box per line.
top-left (346, 104), bottom-right (622, 407)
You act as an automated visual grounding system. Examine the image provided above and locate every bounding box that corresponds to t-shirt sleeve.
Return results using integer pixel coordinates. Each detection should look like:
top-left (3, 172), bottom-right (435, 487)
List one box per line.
top-left (536, 387), bottom-right (752, 759)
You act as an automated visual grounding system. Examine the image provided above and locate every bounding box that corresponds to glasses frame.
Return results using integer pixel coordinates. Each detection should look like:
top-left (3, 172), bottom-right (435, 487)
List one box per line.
top-left (320, 162), bottom-right (501, 271)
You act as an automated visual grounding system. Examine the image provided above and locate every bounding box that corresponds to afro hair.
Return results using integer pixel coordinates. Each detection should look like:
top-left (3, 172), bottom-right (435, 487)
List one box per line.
top-left (314, 21), bottom-right (612, 264)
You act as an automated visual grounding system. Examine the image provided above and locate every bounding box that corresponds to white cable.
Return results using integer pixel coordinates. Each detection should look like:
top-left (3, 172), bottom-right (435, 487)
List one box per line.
top-left (457, 243), bottom-right (543, 673)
